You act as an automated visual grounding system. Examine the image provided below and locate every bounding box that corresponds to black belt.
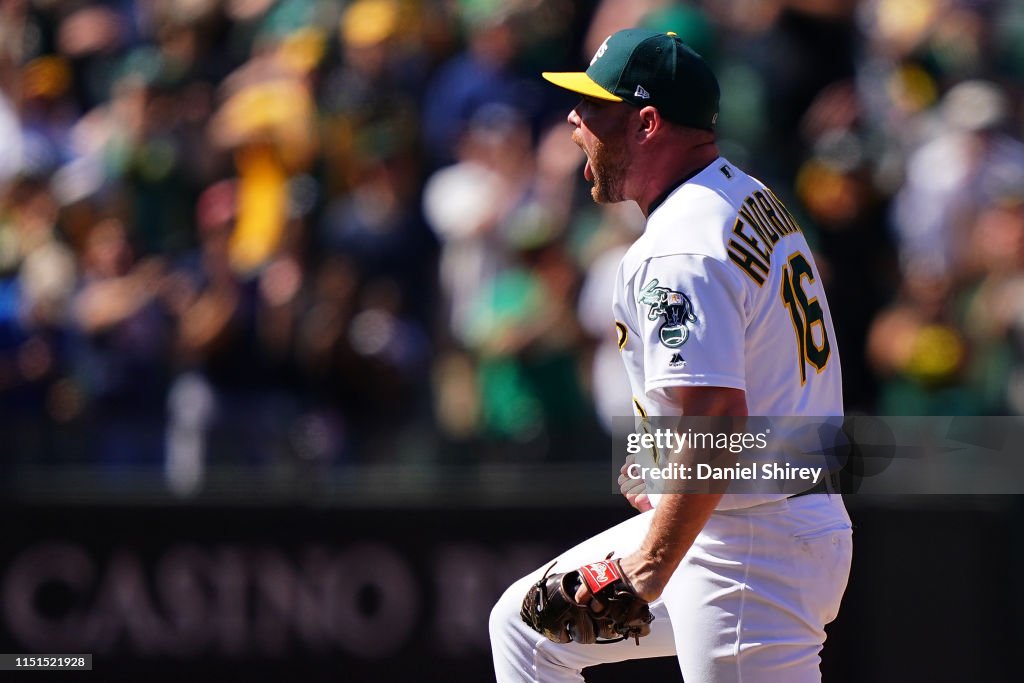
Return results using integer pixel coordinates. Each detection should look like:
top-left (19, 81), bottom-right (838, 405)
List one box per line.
top-left (791, 471), bottom-right (841, 497)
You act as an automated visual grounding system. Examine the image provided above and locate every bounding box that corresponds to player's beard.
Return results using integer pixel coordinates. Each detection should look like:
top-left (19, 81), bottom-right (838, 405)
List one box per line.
top-left (575, 133), bottom-right (629, 204)
top-left (589, 138), bottom-right (629, 203)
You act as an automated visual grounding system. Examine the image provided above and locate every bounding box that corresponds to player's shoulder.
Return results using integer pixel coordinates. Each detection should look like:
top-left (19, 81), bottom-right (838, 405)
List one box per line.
top-left (620, 158), bottom-right (759, 282)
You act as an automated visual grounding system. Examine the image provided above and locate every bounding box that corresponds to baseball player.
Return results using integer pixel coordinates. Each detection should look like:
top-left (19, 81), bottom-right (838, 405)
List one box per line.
top-left (490, 29), bottom-right (852, 682)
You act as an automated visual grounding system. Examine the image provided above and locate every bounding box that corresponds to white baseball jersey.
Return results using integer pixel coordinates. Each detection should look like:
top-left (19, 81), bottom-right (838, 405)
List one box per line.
top-left (613, 158), bottom-right (843, 508)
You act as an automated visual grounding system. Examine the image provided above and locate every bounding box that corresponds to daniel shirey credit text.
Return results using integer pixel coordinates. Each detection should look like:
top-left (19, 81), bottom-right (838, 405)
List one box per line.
top-left (623, 426), bottom-right (825, 485)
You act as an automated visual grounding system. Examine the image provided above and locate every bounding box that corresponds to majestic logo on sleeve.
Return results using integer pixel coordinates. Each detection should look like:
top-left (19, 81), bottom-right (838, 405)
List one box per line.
top-left (638, 279), bottom-right (698, 348)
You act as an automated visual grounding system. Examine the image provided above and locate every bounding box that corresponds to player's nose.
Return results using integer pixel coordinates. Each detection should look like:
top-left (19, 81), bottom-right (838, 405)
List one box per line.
top-left (567, 105), bottom-right (582, 127)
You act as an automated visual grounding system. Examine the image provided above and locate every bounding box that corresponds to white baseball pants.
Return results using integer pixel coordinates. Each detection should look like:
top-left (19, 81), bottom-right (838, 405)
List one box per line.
top-left (490, 494), bottom-right (852, 683)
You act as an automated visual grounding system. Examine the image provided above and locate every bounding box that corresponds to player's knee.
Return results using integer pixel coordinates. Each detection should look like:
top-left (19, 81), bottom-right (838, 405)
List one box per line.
top-left (489, 578), bottom-right (529, 643)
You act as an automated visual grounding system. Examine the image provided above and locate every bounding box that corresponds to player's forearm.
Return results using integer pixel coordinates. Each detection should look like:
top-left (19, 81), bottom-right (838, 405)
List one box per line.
top-left (621, 492), bottom-right (722, 601)
top-left (622, 429), bottom-right (728, 599)
top-left (623, 387), bottom-right (746, 600)
top-left (642, 491), bottom-right (722, 566)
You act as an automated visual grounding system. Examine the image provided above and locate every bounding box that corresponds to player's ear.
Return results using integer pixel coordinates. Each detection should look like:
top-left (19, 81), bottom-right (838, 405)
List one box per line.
top-left (635, 106), bottom-right (661, 143)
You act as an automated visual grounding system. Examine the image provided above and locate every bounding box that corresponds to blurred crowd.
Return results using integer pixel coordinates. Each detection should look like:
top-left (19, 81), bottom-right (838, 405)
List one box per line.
top-left (3, 0), bottom-right (1024, 481)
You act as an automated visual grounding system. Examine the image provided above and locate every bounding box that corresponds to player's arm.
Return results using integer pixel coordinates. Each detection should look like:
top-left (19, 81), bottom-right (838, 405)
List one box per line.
top-left (580, 385), bottom-right (746, 605)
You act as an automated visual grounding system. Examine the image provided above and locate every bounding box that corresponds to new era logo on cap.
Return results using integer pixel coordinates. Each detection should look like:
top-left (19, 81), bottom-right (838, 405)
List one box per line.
top-left (634, 85), bottom-right (651, 99)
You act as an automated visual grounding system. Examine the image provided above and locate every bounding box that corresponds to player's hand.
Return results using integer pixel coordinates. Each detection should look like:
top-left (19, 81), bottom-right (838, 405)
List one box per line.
top-left (619, 455), bottom-right (653, 512)
top-left (574, 550), bottom-right (666, 607)
top-left (574, 580), bottom-right (598, 611)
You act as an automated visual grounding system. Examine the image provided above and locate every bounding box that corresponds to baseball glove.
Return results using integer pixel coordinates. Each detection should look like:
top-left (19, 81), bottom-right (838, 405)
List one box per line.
top-left (520, 556), bottom-right (654, 645)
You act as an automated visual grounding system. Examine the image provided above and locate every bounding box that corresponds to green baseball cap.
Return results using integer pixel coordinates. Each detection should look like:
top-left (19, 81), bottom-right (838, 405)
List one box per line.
top-left (542, 28), bottom-right (720, 131)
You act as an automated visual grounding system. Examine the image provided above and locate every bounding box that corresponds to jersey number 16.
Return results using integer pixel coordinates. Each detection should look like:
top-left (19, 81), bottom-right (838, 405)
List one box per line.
top-left (779, 252), bottom-right (831, 385)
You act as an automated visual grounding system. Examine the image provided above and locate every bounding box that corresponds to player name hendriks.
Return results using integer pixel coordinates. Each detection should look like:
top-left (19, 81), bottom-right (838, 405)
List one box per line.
top-left (626, 462), bottom-right (823, 482)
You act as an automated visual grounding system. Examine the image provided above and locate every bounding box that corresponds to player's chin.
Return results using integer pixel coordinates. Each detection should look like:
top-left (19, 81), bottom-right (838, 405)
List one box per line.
top-left (590, 184), bottom-right (624, 204)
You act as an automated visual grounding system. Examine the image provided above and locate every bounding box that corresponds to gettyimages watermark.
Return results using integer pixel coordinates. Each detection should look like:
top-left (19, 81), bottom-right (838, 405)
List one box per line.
top-left (611, 416), bottom-right (1024, 496)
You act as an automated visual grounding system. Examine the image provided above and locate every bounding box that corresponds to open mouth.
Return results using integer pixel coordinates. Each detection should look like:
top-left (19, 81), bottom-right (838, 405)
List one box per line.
top-left (571, 132), bottom-right (593, 182)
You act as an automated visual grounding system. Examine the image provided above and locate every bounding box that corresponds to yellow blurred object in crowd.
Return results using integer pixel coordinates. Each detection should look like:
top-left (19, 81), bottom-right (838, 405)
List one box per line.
top-left (278, 27), bottom-right (327, 74)
top-left (22, 56), bottom-right (72, 100)
top-left (875, 0), bottom-right (941, 53)
top-left (341, 0), bottom-right (400, 48)
top-left (214, 78), bottom-right (316, 170)
top-left (887, 63), bottom-right (938, 114)
top-left (904, 324), bottom-right (965, 384)
top-left (795, 159), bottom-right (860, 225)
top-left (229, 145), bottom-right (287, 275)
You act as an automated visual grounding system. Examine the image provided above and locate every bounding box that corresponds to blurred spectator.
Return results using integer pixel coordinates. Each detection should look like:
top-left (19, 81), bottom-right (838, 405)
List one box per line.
top-left (962, 192), bottom-right (1024, 414)
top-left (425, 103), bottom-right (589, 448)
top-left (424, 104), bottom-right (531, 347)
top-left (70, 217), bottom-right (171, 464)
top-left (575, 204), bottom-right (642, 432)
top-left (0, 178), bottom-right (75, 452)
top-left (420, 0), bottom-right (542, 166)
top-left (164, 178), bottom-right (303, 471)
top-left (891, 80), bottom-right (1024, 279)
